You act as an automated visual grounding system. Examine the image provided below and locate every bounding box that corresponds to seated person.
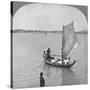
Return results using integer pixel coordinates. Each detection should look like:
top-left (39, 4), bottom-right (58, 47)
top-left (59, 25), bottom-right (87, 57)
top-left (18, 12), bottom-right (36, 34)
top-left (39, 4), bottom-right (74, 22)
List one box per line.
top-left (58, 60), bottom-right (63, 64)
top-left (63, 57), bottom-right (69, 65)
top-left (68, 57), bottom-right (71, 62)
top-left (51, 59), bottom-right (56, 63)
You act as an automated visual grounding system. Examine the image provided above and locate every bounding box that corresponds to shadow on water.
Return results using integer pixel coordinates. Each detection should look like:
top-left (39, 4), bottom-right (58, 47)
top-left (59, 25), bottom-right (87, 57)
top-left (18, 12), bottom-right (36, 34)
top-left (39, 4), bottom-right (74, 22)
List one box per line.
top-left (42, 63), bottom-right (62, 77)
top-left (62, 68), bottom-right (80, 85)
top-left (41, 63), bottom-right (63, 86)
top-left (42, 63), bottom-right (51, 77)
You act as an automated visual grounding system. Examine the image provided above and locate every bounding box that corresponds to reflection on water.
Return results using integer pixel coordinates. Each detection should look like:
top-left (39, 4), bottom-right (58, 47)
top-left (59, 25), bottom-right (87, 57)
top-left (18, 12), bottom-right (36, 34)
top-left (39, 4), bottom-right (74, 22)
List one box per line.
top-left (42, 62), bottom-right (62, 77)
top-left (62, 68), bottom-right (80, 85)
top-left (41, 62), bottom-right (62, 86)
top-left (42, 63), bottom-right (51, 77)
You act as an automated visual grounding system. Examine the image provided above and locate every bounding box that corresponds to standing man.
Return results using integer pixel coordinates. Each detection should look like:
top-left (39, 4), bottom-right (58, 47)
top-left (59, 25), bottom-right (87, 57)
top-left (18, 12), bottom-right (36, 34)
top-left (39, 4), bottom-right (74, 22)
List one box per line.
top-left (40, 72), bottom-right (45, 87)
top-left (46, 48), bottom-right (54, 59)
top-left (46, 48), bottom-right (51, 59)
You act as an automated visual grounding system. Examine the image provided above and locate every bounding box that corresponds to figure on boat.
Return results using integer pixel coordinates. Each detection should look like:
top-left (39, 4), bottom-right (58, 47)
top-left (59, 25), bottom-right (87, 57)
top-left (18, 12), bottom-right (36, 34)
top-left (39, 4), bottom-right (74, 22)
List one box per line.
top-left (63, 57), bottom-right (70, 65)
top-left (43, 48), bottom-right (54, 60)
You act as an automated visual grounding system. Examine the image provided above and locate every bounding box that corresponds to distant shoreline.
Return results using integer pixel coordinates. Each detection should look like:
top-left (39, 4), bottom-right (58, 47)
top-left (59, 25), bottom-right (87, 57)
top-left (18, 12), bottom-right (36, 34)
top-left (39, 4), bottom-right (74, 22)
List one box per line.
top-left (11, 30), bottom-right (88, 34)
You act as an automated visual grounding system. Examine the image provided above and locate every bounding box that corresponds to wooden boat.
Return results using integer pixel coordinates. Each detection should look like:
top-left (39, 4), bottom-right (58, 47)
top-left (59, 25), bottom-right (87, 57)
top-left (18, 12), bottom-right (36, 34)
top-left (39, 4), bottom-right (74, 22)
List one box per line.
top-left (44, 59), bottom-right (76, 68)
top-left (44, 22), bottom-right (79, 68)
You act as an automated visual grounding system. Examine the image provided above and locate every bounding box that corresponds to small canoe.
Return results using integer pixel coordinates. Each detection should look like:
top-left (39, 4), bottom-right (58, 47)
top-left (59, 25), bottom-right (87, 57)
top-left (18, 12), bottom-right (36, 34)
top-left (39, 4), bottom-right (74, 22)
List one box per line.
top-left (44, 59), bottom-right (76, 68)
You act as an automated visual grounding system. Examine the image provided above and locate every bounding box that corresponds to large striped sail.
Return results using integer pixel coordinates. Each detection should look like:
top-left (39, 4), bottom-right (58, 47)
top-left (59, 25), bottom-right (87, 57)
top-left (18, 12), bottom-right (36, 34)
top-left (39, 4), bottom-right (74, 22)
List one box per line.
top-left (62, 22), bottom-right (79, 59)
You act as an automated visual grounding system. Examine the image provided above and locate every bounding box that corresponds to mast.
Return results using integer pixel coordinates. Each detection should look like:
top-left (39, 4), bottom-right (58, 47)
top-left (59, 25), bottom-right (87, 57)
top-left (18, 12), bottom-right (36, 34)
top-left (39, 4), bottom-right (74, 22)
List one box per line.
top-left (61, 26), bottom-right (64, 61)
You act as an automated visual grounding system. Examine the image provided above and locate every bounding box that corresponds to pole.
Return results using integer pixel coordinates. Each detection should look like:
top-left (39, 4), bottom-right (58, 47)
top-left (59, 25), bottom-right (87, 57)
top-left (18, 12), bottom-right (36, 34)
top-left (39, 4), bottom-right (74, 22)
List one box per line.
top-left (62, 26), bottom-right (64, 61)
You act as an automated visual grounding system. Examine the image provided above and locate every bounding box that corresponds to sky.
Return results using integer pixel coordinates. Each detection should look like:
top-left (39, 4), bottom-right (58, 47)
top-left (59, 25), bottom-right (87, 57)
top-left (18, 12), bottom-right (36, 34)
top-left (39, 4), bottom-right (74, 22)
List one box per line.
top-left (12, 2), bottom-right (88, 31)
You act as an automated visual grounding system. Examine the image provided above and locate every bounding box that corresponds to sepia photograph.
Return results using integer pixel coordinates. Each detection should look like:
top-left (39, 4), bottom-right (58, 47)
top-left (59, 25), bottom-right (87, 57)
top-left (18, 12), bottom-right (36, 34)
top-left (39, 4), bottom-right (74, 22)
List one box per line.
top-left (11, 1), bottom-right (88, 88)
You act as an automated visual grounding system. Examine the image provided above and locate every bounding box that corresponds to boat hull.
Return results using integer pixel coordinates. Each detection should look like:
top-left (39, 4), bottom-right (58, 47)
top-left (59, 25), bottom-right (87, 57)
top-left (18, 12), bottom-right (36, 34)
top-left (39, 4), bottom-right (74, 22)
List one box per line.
top-left (44, 59), bottom-right (76, 68)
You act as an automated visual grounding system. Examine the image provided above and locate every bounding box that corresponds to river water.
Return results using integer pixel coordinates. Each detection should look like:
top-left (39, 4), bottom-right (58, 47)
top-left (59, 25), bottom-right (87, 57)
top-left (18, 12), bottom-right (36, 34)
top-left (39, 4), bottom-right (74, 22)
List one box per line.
top-left (12, 32), bottom-right (88, 88)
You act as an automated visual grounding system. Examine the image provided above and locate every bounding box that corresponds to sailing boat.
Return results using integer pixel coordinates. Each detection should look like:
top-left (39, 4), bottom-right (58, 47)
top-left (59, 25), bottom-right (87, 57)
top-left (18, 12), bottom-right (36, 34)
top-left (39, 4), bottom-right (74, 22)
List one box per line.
top-left (43, 22), bottom-right (79, 68)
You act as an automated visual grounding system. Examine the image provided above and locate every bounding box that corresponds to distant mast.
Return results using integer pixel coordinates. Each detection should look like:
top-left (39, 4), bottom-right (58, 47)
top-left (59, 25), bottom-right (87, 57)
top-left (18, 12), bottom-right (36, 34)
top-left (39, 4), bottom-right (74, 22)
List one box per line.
top-left (62, 22), bottom-right (79, 60)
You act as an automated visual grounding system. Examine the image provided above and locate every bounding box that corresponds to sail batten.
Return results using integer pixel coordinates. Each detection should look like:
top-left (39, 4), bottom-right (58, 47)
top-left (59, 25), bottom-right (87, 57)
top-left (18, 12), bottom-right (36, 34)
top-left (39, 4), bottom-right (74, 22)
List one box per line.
top-left (62, 22), bottom-right (79, 58)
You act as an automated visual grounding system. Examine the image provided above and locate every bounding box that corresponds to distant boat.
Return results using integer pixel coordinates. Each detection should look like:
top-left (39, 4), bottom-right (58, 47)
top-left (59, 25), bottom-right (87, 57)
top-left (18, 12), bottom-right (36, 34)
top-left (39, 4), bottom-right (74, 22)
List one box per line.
top-left (43, 22), bottom-right (79, 68)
